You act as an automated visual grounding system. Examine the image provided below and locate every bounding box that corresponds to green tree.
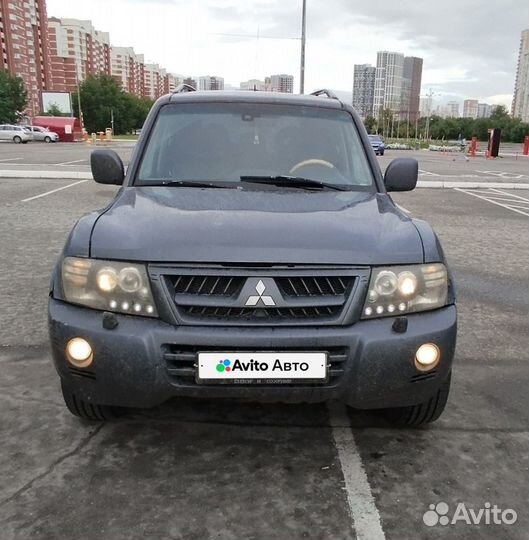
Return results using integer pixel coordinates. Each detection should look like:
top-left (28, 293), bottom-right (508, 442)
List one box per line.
top-left (41, 103), bottom-right (65, 117)
top-left (0, 71), bottom-right (28, 123)
top-left (363, 115), bottom-right (376, 134)
top-left (72, 74), bottom-right (153, 134)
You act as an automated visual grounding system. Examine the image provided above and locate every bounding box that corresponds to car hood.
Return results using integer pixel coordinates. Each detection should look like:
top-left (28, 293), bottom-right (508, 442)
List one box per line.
top-left (90, 187), bottom-right (424, 265)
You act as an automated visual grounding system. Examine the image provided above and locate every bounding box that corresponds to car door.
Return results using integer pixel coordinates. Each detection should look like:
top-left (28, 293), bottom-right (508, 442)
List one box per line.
top-left (0, 126), bottom-right (7, 141)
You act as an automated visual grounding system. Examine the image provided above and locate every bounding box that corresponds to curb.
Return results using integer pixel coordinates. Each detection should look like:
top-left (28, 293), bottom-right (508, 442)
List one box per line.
top-left (416, 181), bottom-right (529, 189)
top-left (1, 170), bottom-right (528, 190)
top-left (0, 170), bottom-right (92, 179)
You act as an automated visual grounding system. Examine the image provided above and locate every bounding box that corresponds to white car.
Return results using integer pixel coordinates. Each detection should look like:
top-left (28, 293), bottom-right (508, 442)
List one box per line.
top-left (0, 124), bottom-right (32, 144)
top-left (25, 125), bottom-right (60, 143)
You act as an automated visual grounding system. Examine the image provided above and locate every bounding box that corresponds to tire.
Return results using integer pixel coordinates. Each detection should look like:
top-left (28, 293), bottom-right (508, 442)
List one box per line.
top-left (380, 150), bottom-right (385, 156)
top-left (384, 372), bottom-right (451, 427)
top-left (61, 382), bottom-right (116, 421)
top-left (13, 136), bottom-right (21, 144)
top-left (44, 136), bottom-right (51, 143)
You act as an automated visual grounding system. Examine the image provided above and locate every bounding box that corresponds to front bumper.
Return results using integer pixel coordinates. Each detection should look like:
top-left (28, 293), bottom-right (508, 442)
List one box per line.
top-left (49, 299), bottom-right (457, 410)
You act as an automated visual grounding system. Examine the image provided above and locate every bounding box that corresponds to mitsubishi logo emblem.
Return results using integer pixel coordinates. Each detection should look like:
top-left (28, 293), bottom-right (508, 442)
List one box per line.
top-left (245, 279), bottom-right (276, 306)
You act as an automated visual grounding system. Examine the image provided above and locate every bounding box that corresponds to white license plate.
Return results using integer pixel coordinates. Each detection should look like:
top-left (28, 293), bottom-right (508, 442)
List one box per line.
top-left (197, 352), bottom-right (327, 384)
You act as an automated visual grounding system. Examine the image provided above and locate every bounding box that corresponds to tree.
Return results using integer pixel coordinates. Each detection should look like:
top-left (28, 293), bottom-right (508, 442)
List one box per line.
top-left (0, 71), bottom-right (28, 123)
top-left (72, 74), bottom-right (153, 134)
top-left (41, 103), bottom-right (65, 117)
top-left (363, 116), bottom-right (376, 134)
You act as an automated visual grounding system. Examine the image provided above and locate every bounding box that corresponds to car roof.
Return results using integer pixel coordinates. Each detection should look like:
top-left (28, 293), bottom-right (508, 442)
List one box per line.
top-left (166, 90), bottom-right (344, 110)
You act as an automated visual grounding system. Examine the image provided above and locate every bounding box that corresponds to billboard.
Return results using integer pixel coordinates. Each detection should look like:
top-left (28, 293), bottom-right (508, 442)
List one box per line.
top-left (41, 92), bottom-right (73, 115)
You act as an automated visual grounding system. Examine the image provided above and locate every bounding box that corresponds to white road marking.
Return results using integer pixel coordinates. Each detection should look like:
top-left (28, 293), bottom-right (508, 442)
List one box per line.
top-left (396, 203), bottom-right (411, 214)
top-left (328, 403), bottom-right (386, 540)
top-left (0, 157), bottom-right (23, 162)
top-left (21, 180), bottom-right (87, 202)
top-left (55, 159), bottom-right (87, 166)
top-left (455, 187), bottom-right (529, 217)
top-left (487, 188), bottom-right (529, 202)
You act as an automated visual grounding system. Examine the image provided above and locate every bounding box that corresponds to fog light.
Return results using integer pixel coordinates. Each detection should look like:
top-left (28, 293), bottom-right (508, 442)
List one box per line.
top-left (66, 337), bottom-right (93, 368)
top-left (415, 343), bottom-right (440, 371)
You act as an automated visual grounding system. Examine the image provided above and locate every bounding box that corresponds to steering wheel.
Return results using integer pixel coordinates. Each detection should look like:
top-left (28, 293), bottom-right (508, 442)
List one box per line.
top-left (289, 159), bottom-right (335, 175)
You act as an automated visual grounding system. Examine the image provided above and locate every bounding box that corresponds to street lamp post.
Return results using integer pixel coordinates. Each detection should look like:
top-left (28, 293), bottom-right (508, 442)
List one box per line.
top-left (300, 0), bottom-right (307, 94)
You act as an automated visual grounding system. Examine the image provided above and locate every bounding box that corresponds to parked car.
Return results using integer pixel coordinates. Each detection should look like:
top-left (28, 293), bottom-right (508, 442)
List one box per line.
top-left (368, 134), bottom-right (385, 155)
top-left (0, 124), bottom-right (32, 143)
top-left (25, 125), bottom-right (59, 143)
top-left (49, 87), bottom-right (457, 425)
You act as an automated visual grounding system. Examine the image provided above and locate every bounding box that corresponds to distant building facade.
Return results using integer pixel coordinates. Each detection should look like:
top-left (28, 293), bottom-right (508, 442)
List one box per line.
top-left (269, 74), bottom-right (294, 93)
top-left (111, 47), bottom-right (145, 97)
top-left (198, 75), bottom-right (224, 91)
top-left (352, 64), bottom-right (375, 119)
top-left (0, 0), bottom-right (52, 116)
top-left (47, 18), bottom-right (110, 90)
top-left (463, 99), bottom-right (479, 118)
top-left (512, 29), bottom-right (529, 122)
top-left (402, 56), bottom-right (423, 122)
top-left (477, 102), bottom-right (492, 118)
top-left (373, 51), bottom-right (404, 118)
top-left (445, 101), bottom-right (460, 118)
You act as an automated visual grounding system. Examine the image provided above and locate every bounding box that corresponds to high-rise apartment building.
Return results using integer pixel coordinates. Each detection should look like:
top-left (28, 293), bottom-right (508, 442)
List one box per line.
top-left (0, 0), bottom-right (52, 116)
top-left (512, 29), bottom-right (529, 122)
top-left (143, 63), bottom-right (166, 100)
top-left (198, 75), bottom-right (224, 91)
top-left (445, 101), bottom-right (460, 118)
top-left (352, 64), bottom-right (376, 119)
top-left (463, 99), bottom-right (479, 118)
top-left (372, 52), bottom-right (422, 120)
top-left (477, 103), bottom-right (492, 118)
top-left (47, 18), bottom-right (110, 91)
top-left (373, 51), bottom-right (404, 118)
top-left (402, 56), bottom-right (423, 122)
top-left (111, 47), bottom-right (145, 97)
top-left (269, 74), bottom-right (294, 93)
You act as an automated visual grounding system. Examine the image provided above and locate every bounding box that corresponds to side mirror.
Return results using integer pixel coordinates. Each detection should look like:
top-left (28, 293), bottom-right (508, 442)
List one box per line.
top-left (384, 158), bottom-right (418, 192)
top-left (91, 149), bottom-right (125, 185)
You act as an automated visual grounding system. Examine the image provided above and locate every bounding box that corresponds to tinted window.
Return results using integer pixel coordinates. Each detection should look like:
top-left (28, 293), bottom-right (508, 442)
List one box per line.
top-left (137, 103), bottom-right (374, 188)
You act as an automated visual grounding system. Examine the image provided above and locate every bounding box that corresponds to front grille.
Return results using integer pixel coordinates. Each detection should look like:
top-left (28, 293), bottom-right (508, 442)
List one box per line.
top-left (162, 345), bottom-right (348, 386)
top-left (276, 276), bottom-right (351, 297)
top-left (170, 275), bottom-right (244, 297)
top-left (154, 266), bottom-right (367, 326)
top-left (181, 305), bottom-right (342, 320)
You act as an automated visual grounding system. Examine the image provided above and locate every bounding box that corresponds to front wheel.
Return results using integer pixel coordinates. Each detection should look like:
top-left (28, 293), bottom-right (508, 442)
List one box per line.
top-left (44, 136), bottom-right (52, 143)
top-left (13, 135), bottom-right (22, 144)
top-left (384, 372), bottom-right (451, 427)
top-left (379, 150), bottom-right (385, 156)
top-left (61, 382), bottom-right (117, 421)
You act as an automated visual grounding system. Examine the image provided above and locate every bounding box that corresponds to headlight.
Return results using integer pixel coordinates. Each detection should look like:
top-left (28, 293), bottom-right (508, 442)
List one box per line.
top-left (62, 257), bottom-right (158, 317)
top-left (362, 264), bottom-right (447, 319)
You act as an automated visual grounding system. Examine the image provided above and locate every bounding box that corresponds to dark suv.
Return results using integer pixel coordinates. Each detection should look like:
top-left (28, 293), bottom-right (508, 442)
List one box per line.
top-left (48, 87), bottom-right (456, 425)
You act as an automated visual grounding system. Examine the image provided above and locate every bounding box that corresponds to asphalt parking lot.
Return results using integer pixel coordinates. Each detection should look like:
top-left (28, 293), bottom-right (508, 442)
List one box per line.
top-left (0, 144), bottom-right (528, 540)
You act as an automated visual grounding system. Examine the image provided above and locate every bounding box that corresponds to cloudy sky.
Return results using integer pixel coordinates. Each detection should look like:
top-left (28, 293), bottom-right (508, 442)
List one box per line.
top-left (47, 0), bottom-right (528, 108)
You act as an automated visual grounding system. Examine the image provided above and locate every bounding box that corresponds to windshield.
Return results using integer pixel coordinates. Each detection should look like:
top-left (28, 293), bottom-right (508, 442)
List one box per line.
top-left (136, 103), bottom-right (374, 189)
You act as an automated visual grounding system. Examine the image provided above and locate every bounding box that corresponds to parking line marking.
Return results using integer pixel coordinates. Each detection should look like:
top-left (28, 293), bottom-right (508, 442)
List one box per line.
top-left (455, 188), bottom-right (529, 217)
top-left (56, 159), bottom-right (87, 166)
top-left (328, 404), bottom-right (386, 540)
top-left (0, 157), bottom-right (23, 162)
top-left (488, 188), bottom-right (529, 202)
top-left (21, 180), bottom-right (87, 202)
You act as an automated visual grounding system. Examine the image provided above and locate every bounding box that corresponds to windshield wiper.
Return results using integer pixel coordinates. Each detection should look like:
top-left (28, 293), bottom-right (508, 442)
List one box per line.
top-left (239, 175), bottom-right (350, 191)
top-left (145, 180), bottom-right (234, 189)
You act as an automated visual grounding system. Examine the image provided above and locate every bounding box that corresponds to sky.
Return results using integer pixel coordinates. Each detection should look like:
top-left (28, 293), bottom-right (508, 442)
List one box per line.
top-left (47, 0), bottom-right (529, 108)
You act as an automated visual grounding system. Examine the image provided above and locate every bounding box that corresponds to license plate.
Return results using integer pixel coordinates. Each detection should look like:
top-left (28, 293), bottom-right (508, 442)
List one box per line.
top-left (197, 352), bottom-right (328, 384)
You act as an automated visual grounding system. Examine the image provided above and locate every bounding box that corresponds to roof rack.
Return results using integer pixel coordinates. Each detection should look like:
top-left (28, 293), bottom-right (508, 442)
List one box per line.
top-left (310, 89), bottom-right (339, 100)
top-left (173, 83), bottom-right (196, 94)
